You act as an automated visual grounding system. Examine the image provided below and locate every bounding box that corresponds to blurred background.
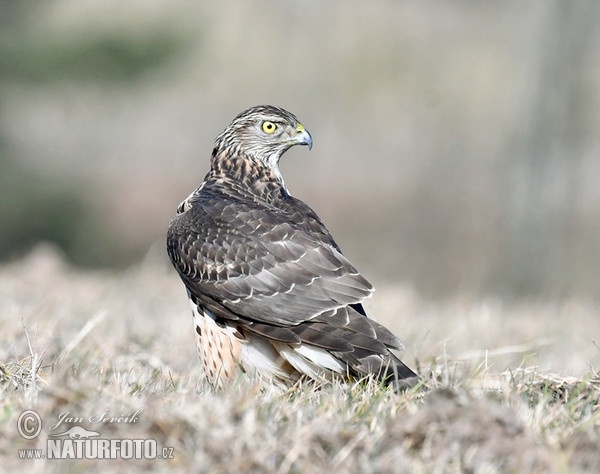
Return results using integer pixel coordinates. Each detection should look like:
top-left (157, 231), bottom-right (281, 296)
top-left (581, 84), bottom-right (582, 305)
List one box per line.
top-left (1, 0), bottom-right (599, 301)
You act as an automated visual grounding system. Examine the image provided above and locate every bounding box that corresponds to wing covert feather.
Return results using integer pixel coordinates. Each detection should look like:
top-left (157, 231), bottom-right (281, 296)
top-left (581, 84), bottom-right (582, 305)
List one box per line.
top-left (167, 189), bottom-right (374, 326)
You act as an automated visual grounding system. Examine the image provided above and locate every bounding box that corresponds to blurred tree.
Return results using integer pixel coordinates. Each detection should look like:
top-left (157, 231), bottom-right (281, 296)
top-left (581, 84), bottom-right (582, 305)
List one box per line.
top-left (0, 1), bottom-right (185, 266)
top-left (498, 0), bottom-right (600, 297)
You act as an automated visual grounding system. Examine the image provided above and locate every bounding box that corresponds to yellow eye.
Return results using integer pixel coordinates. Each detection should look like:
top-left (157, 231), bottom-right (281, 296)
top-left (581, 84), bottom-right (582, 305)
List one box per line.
top-left (262, 121), bottom-right (277, 134)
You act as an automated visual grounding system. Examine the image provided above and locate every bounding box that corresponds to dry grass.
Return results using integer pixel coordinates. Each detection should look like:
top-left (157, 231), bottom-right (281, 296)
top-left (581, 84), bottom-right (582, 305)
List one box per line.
top-left (1, 245), bottom-right (599, 473)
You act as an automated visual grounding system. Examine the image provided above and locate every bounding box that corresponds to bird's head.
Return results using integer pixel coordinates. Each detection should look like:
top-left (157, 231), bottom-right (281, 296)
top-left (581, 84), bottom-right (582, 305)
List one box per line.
top-left (213, 105), bottom-right (313, 176)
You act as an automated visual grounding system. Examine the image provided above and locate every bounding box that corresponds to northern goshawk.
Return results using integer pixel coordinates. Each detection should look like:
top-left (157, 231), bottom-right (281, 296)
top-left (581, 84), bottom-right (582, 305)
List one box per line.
top-left (167, 105), bottom-right (417, 389)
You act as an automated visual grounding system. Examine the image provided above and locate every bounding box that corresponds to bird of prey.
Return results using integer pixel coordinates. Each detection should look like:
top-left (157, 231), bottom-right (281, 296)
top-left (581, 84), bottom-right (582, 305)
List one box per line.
top-left (167, 105), bottom-right (416, 389)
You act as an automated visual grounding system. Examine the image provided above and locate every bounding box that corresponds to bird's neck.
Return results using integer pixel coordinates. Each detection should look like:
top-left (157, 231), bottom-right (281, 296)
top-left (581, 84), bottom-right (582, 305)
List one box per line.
top-left (209, 148), bottom-right (289, 202)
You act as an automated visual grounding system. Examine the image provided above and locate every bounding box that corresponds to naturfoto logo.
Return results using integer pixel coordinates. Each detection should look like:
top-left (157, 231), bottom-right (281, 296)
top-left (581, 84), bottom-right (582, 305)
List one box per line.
top-left (17, 409), bottom-right (175, 461)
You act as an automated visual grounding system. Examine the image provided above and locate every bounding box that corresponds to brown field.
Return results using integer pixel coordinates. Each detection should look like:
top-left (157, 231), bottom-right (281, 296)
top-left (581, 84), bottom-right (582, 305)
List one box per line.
top-left (2, 2), bottom-right (599, 472)
top-left (1, 245), bottom-right (598, 473)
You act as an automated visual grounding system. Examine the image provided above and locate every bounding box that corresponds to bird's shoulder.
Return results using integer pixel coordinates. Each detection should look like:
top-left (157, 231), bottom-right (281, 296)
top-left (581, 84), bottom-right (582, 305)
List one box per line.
top-left (169, 176), bottom-right (336, 247)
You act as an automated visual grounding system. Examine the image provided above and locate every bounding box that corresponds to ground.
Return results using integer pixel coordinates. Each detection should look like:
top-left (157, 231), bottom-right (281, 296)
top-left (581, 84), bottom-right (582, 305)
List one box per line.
top-left (1, 245), bottom-right (599, 473)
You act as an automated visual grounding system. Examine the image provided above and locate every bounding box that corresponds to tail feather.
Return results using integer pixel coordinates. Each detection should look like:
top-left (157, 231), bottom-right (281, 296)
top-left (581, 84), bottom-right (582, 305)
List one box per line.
top-left (335, 349), bottom-right (418, 388)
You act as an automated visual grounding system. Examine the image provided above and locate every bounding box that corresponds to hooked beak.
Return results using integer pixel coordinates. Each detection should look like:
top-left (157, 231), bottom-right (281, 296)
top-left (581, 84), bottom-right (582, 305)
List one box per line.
top-left (293, 123), bottom-right (313, 150)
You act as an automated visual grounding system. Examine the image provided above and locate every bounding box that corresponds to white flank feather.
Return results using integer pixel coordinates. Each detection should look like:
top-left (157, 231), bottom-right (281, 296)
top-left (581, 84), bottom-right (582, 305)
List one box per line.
top-left (274, 343), bottom-right (346, 381)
